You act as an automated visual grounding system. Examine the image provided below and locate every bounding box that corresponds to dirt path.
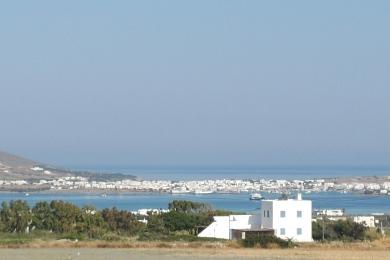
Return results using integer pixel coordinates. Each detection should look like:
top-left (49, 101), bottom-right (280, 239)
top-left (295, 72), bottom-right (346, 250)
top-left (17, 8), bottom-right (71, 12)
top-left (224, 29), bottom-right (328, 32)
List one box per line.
top-left (0, 248), bottom-right (387, 260)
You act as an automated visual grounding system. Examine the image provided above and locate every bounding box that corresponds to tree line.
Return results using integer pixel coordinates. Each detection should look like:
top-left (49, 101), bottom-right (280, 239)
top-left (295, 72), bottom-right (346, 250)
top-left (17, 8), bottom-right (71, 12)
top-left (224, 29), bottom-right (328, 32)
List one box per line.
top-left (0, 199), bottom-right (379, 242)
top-left (0, 200), bottom-right (232, 240)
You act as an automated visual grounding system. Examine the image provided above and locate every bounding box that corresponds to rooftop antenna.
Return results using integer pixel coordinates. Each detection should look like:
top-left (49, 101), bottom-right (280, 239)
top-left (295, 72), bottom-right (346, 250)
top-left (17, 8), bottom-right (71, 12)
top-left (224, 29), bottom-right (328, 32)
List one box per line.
top-left (297, 190), bottom-right (302, 200)
top-left (279, 191), bottom-right (289, 200)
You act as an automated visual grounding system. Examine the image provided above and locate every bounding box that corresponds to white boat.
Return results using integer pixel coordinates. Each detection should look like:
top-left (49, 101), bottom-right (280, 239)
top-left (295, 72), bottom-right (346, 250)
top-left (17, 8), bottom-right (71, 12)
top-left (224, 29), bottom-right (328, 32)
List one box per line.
top-left (249, 193), bottom-right (263, 200)
top-left (171, 189), bottom-right (191, 194)
top-left (194, 190), bottom-right (214, 194)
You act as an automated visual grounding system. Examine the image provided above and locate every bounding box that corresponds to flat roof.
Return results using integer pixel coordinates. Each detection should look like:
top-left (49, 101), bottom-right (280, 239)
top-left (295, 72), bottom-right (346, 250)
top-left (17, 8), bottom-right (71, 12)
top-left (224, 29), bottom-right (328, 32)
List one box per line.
top-left (231, 228), bottom-right (274, 232)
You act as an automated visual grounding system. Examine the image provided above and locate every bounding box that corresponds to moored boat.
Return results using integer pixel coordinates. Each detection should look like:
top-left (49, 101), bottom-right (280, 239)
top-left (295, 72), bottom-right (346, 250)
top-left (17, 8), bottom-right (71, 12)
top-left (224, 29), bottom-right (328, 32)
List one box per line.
top-left (249, 193), bottom-right (263, 200)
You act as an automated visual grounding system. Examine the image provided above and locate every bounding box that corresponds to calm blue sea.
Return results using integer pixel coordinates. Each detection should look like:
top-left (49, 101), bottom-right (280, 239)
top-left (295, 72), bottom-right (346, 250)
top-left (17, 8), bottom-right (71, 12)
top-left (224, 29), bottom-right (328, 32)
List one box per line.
top-left (3, 166), bottom-right (387, 215)
top-left (0, 192), bottom-right (389, 215)
top-left (69, 165), bottom-right (390, 181)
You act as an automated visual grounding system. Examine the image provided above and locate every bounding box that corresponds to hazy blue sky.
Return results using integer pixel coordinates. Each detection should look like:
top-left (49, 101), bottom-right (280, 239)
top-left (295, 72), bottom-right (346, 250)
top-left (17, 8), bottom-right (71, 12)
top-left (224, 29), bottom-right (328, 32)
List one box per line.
top-left (0, 1), bottom-right (389, 167)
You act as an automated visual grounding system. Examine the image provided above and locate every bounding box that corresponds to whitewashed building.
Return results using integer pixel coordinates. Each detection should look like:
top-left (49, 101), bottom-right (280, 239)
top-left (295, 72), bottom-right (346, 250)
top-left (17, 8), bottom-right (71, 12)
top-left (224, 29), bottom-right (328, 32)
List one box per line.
top-left (198, 215), bottom-right (261, 240)
top-left (198, 193), bottom-right (312, 242)
top-left (261, 193), bottom-right (312, 242)
top-left (353, 216), bottom-right (376, 228)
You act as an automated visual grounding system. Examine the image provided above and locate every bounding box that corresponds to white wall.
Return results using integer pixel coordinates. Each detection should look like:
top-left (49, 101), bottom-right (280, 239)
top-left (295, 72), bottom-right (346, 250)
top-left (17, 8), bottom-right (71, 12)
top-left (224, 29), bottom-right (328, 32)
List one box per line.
top-left (353, 216), bottom-right (375, 228)
top-left (261, 199), bottom-right (312, 242)
top-left (199, 198), bottom-right (313, 242)
top-left (261, 201), bottom-right (273, 229)
top-left (198, 215), bottom-right (261, 240)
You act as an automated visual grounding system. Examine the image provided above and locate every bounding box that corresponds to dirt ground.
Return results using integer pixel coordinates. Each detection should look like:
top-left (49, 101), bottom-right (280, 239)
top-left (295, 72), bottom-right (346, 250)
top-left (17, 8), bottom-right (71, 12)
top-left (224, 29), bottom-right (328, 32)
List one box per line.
top-left (0, 247), bottom-right (388, 260)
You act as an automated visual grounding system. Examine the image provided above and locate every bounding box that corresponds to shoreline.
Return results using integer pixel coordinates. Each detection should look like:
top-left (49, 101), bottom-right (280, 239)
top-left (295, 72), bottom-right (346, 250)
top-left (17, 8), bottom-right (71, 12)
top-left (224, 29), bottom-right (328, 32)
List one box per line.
top-left (0, 174), bottom-right (389, 197)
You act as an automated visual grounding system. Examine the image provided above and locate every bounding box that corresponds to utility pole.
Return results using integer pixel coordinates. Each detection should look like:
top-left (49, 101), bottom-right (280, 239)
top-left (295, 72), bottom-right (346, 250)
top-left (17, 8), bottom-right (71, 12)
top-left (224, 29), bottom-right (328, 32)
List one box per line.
top-left (322, 212), bottom-right (325, 241)
top-left (228, 215), bottom-right (231, 240)
top-left (380, 221), bottom-right (385, 239)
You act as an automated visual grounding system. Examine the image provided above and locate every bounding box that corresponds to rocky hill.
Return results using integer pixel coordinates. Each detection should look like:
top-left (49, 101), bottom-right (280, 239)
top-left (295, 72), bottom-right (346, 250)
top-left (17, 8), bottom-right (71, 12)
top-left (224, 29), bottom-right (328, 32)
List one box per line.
top-left (0, 150), bottom-right (135, 181)
top-left (0, 150), bottom-right (73, 180)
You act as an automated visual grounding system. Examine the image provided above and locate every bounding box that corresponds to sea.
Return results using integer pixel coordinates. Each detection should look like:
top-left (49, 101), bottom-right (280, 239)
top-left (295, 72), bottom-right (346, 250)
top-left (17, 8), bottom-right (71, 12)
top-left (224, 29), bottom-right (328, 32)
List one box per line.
top-left (0, 191), bottom-right (389, 215)
top-left (70, 164), bottom-right (390, 181)
top-left (1, 165), bottom-right (389, 215)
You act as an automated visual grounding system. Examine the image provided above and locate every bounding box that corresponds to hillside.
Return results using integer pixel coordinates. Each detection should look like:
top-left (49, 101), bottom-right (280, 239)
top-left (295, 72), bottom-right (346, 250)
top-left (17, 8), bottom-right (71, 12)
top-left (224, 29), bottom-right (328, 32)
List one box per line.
top-left (0, 150), bottom-right (37, 168)
top-left (0, 150), bottom-right (72, 181)
top-left (0, 150), bottom-right (135, 182)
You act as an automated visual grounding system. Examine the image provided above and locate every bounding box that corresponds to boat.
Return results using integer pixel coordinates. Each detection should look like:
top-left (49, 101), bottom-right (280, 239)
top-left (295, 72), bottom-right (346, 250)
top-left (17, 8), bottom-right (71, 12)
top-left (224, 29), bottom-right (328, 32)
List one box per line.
top-left (249, 193), bottom-right (263, 200)
top-left (194, 190), bottom-right (214, 195)
top-left (171, 189), bottom-right (191, 194)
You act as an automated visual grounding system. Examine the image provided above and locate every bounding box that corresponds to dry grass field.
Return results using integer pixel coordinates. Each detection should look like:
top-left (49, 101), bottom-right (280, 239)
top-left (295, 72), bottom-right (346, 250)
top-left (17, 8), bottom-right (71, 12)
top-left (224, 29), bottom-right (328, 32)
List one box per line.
top-left (0, 247), bottom-right (388, 260)
top-left (0, 238), bottom-right (388, 260)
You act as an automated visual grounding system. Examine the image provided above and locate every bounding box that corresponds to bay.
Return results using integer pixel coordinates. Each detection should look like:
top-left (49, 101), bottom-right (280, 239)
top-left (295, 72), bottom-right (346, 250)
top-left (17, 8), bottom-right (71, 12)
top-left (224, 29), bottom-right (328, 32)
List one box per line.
top-left (0, 192), bottom-right (389, 215)
top-left (70, 165), bottom-right (390, 181)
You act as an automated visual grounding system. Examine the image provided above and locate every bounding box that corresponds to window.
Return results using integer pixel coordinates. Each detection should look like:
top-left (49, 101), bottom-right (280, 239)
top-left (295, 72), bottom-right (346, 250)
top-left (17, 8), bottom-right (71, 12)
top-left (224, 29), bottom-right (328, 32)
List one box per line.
top-left (297, 228), bottom-right (302, 235)
top-left (280, 210), bottom-right (286, 218)
top-left (264, 210), bottom-right (266, 217)
top-left (280, 228), bottom-right (286, 235)
top-left (267, 210), bottom-right (270, 217)
top-left (297, 210), bottom-right (302, 218)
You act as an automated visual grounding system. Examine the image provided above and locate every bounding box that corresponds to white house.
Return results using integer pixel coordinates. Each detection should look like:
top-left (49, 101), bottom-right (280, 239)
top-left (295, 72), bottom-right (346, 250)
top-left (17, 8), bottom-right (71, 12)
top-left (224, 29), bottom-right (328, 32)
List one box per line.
top-left (198, 215), bottom-right (261, 240)
top-left (314, 209), bottom-right (344, 217)
top-left (353, 216), bottom-right (376, 228)
top-left (261, 193), bottom-right (312, 242)
top-left (198, 193), bottom-right (312, 242)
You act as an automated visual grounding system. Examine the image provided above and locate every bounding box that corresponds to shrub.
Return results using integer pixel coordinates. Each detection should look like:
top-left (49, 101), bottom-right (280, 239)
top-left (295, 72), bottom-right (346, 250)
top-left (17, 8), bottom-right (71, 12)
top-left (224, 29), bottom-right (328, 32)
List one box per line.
top-left (241, 234), bottom-right (295, 248)
top-left (312, 219), bottom-right (369, 241)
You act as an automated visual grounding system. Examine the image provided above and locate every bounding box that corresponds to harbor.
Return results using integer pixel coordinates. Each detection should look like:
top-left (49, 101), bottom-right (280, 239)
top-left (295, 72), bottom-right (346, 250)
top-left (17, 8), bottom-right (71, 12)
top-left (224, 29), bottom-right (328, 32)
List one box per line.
top-left (0, 190), bottom-right (389, 215)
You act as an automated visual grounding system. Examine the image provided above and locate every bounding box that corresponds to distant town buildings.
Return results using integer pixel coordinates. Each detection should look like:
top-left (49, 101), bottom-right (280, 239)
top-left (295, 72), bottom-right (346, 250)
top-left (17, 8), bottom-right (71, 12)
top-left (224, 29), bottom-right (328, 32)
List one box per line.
top-left (1, 175), bottom-right (390, 196)
top-left (353, 216), bottom-right (376, 228)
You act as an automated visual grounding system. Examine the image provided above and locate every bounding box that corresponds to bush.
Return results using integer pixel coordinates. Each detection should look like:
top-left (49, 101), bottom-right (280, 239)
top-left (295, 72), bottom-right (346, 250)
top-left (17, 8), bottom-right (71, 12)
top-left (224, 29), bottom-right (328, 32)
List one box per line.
top-left (58, 232), bottom-right (85, 241)
top-left (242, 234), bottom-right (295, 248)
top-left (137, 231), bottom-right (167, 241)
top-left (312, 219), bottom-right (369, 241)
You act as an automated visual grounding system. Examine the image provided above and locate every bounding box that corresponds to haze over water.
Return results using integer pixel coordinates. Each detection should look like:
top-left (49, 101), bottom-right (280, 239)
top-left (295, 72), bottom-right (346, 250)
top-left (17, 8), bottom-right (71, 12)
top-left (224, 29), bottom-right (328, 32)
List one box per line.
top-left (72, 165), bottom-right (390, 181)
top-left (1, 1), bottom-right (389, 168)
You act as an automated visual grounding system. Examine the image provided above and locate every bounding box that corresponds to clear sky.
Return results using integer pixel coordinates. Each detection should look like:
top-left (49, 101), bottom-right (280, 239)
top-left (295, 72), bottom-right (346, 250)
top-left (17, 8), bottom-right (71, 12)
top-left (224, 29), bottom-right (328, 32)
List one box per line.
top-left (0, 1), bottom-right (389, 167)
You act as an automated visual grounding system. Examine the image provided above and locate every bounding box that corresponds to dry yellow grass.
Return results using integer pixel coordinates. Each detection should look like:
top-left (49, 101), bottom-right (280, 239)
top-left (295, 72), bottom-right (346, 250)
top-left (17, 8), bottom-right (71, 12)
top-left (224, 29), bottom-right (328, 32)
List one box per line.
top-left (0, 247), bottom-right (388, 260)
top-left (0, 238), bottom-right (389, 259)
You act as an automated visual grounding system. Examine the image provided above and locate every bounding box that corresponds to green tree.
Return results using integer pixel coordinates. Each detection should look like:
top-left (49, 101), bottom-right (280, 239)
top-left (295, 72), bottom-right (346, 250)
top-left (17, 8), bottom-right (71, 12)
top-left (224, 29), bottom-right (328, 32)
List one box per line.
top-left (312, 219), bottom-right (368, 241)
top-left (32, 201), bottom-right (54, 230)
top-left (334, 219), bottom-right (367, 240)
top-left (168, 200), bottom-right (211, 214)
top-left (77, 205), bottom-right (106, 238)
top-left (0, 200), bottom-right (32, 233)
top-left (146, 213), bottom-right (165, 233)
top-left (163, 211), bottom-right (198, 234)
top-left (50, 200), bottom-right (81, 233)
top-left (101, 207), bottom-right (145, 235)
